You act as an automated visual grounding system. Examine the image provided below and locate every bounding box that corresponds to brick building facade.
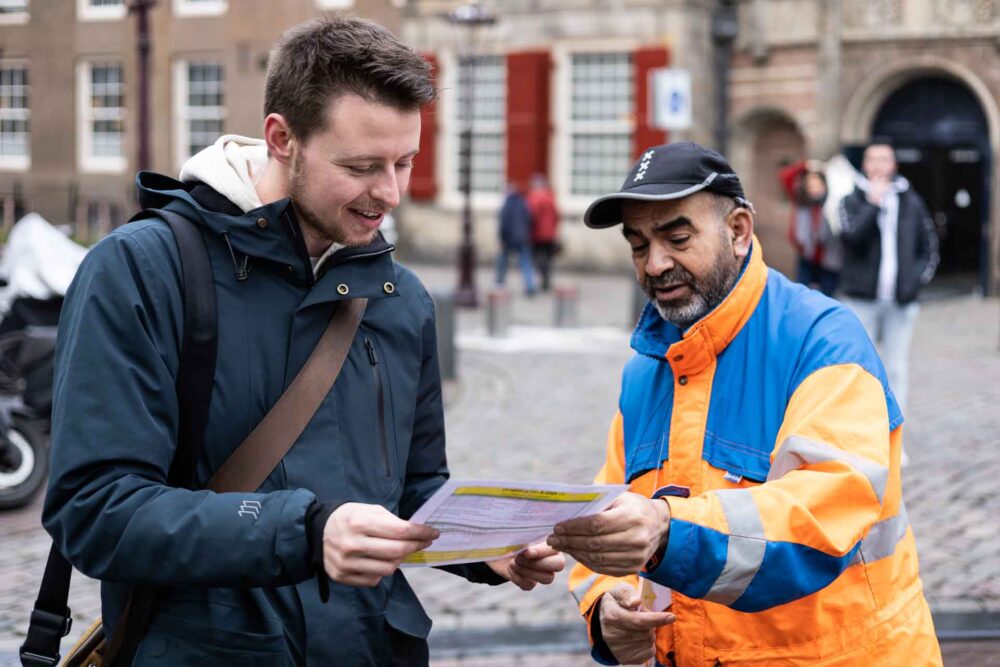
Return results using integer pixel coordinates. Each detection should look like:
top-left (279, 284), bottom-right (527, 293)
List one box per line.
top-left (1, 0), bottom-right (997, 292)
top-left (402, 0), bottom-right (1000, 293)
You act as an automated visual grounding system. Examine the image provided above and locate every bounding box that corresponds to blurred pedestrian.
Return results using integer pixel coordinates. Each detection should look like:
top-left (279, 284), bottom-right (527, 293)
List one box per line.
top-left (548, 141), bottom-right (941, 666)
top-left (495, 182), bottom-right (537, 295)
top-left (839, 140), bottom-right (939, 413)
top-left (39, 16), bottom-right (562, 667)
top-left (527, 173), bottom-right (560, 291)
top-left (779, 159), bottom-right (841, 296)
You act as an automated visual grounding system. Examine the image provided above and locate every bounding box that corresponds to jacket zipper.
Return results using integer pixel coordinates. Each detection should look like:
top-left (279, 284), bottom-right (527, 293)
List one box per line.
top-left (364, 337), bottom-right (391, 478)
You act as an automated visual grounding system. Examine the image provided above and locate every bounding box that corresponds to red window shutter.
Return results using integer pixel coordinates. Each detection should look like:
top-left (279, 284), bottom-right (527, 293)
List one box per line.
top-left (410, 52), bottom-right (438, 201)
top-left (633, 46), bottom-right (670, 159)
top-left (505, 51), bottom-right (552, 190)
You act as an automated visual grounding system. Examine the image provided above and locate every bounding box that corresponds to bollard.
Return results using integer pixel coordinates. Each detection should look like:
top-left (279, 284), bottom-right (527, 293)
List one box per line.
top-left (553, 283), bottom-right (579, 328)
top-left (486, 288), bottom-right (512, 337)
top-left (431, 289), bottom-right (457, 380)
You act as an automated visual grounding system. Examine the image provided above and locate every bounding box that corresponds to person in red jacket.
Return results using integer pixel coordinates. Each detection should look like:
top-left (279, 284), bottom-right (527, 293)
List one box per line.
top-left (779, 159), bottom-right (841, 296)
top-left (527, 173), bottom-right (560, 291)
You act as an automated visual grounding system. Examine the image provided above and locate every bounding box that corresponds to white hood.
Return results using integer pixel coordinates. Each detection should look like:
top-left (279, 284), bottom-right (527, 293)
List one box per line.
top-left (178, 134), bottom-right (347, 273)
top-left (179, 135), bottom-right (269, 213)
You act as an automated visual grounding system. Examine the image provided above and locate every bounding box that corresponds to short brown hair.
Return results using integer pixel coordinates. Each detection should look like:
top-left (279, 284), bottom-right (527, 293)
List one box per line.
top-left (264, 15), bottom-right (436, 140)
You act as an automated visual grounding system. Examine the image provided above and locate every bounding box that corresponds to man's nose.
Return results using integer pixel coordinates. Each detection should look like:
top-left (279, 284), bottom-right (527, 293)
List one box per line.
top-left (645, 242), bottom-right (675, 277)
top-left (371, 168), bottom-right (401, 209)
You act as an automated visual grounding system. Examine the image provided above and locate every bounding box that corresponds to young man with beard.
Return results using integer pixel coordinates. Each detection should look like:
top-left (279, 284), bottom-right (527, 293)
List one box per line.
top-left (43, 16), bottom-right (562, 666)
top-left (548, 143), bottom-right (940, 666)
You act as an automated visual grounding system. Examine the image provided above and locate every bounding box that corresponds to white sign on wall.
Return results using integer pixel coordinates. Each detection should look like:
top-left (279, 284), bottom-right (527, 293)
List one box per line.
top-left (650, 68), bottom-right (692, 131)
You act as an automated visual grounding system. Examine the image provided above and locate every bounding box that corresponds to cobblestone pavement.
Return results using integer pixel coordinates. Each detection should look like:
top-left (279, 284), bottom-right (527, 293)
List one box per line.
top-left (1, 261), bottom-right (998, 666)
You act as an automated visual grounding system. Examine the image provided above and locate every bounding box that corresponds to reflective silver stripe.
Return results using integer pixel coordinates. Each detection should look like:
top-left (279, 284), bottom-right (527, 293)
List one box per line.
top-left (859, 503), bottom-right (910, 564)
top-left (767, 435), bottom-right (888, 504)
top-left (572, 573), bottom-right (600, 605)
top-left (703, 489), bottom-right (766, 606)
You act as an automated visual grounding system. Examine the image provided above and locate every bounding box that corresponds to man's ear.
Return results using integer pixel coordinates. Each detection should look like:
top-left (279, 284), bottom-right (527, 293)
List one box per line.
top-left (263, 113), bottom-right (295, 166)
top-left (729, 207), bottom-right (754, 259)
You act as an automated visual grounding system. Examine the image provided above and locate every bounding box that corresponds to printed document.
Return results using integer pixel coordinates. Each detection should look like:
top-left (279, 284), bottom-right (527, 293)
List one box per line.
top-left (403, 479), bottom-right (629, 567)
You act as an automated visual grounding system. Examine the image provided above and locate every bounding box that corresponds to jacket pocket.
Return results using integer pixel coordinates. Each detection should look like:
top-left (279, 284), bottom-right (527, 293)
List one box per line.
top-left (133, 611), bottom-right (292, 667)
top-left (626, 436), bottom-right (668, 483)
top-left (364, 336), bottom-right (393, 480)
top-left (701, 430), bottom-right (771, 483)
top-left (347, 331), bottom-right (401, 502)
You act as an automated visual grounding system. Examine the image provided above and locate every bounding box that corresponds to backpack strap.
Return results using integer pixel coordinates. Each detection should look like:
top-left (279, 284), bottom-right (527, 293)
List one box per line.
top-left (154, 208), bottom-right (218, 490)
top-left (18, 545), bottom-right (73, 666)
top-left (20, 208), bottom-right (218, 667)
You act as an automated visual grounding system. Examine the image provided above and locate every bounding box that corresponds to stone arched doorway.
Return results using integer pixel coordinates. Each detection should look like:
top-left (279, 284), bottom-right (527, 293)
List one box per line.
top-left (871, 77), bottom-right (990, 289)
top-left (842, 59), bottom-right (999, 294)
top-left (731, 108), bottom-right (805, 278)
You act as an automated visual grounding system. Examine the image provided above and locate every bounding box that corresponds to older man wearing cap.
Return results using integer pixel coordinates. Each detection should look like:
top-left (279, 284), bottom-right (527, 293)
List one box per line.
top-left (548, 143), bottom-right (940, 666)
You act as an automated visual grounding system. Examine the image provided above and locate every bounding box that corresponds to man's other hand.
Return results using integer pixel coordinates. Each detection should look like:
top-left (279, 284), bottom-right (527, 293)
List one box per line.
top-left (547, 493), bottom-right (670, 576)
top-left (599, 583), bottom-right (675, 665)
top-left (322, 503), bottom-right (438, 587)
top-left (867, 178), bottom-right (891, 205)
top-left (487, 543), bottom-right (566, 591)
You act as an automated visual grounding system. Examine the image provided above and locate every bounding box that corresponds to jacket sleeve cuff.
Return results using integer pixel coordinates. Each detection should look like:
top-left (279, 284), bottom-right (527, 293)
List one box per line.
top-left (587, 596), bottom-right (619, 665)
top-left (642, 495), bottom-right (714, 591)
top-left (305, 498), bottom-right (350, 603)
top-left (435, 562), bottom-right (508, 586)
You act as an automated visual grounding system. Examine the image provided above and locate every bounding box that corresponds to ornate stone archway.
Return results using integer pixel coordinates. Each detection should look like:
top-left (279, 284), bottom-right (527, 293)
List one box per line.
top-left (841, 56), bottom-right (1000, 293)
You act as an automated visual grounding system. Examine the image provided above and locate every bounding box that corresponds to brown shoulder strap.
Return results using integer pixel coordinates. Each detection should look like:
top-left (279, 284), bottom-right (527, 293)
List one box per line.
top-left (208, 297), bottom-right (368, 493)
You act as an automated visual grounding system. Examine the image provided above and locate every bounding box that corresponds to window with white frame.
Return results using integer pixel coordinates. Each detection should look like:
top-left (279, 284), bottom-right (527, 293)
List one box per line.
top-left (568, 52), bottom-right (633, 197)
top-left (453, 55), bottom-right (505, 195)
top-left (314, 0), bottom-right (354, 7)
top-left (78, 61), bottom-right (125, 172)
top-left (0, 0), bottom-right (28, 23)
top-left (78, 0), bottom-right (125, 21)
top-left (0, 64), bottom-right (29, 169)
top-left (173, 0), bottom-right (227, 17)
top-left (174, 61), bottom-right (225, 166)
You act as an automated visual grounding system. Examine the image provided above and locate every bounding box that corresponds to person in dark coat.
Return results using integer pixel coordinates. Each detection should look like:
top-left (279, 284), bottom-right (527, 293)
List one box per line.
top-left (43, 16), bottom-right (563, 666)
top-left (495, 183), bottom-right (537, 295)
top-left (838, 140), bottom-right (939, 415)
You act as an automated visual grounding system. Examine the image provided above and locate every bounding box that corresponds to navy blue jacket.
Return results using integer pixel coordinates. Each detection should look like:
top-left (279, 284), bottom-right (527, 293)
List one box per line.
top-left (43, 173), bottom-right (499, 666)
top-left (498, 192), bottom-right (532, 247)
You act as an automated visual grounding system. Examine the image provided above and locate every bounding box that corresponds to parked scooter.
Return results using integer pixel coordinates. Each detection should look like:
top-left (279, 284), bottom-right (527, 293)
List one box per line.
top-left (0, 213), bottom-right (86, 509)
top-left (0, 297), bottom-right (59, 509)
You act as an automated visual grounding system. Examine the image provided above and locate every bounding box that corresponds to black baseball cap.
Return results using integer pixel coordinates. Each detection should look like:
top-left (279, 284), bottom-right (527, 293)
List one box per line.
top-left (584, 142), bottom-right (752, 229)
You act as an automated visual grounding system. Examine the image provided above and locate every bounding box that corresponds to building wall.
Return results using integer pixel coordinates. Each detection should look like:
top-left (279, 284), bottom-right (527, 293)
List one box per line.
top-left (0, 0), bottom-right (400, 240)
top-left (398, 0), bottom-right (999, 292)
top-left (399, 0), bottom-right (718, 272)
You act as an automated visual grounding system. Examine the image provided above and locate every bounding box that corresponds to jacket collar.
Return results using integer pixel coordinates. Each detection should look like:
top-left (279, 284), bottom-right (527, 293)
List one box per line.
top-left (630, 236), bottom-right (768, 374)
top-left (135, 171), bottom-right (398, 304)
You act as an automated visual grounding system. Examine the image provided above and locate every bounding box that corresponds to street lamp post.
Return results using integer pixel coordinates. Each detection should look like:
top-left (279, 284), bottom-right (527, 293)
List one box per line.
top-left (449, 3), bottom-right (496, 308)
top-left (128, 0), bottom-right (156, 173)
top-left (711, 0), bottom-right (738, 156)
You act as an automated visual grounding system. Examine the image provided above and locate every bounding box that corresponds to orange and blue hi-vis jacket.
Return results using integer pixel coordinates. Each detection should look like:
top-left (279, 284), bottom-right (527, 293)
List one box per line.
top-left (569, 240), bottom-right (941, 666)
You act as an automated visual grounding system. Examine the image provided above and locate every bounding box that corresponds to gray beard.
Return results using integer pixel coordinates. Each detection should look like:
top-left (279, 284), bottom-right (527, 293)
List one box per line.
top-left (647, 256), bottom-right (741, 330)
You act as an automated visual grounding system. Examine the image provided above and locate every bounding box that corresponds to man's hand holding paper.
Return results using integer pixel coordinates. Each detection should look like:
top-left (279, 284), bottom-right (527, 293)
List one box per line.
top-left (403, 479), bottom-right (628, 568)
top-left (547, 492), bottom-right (671, 576)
